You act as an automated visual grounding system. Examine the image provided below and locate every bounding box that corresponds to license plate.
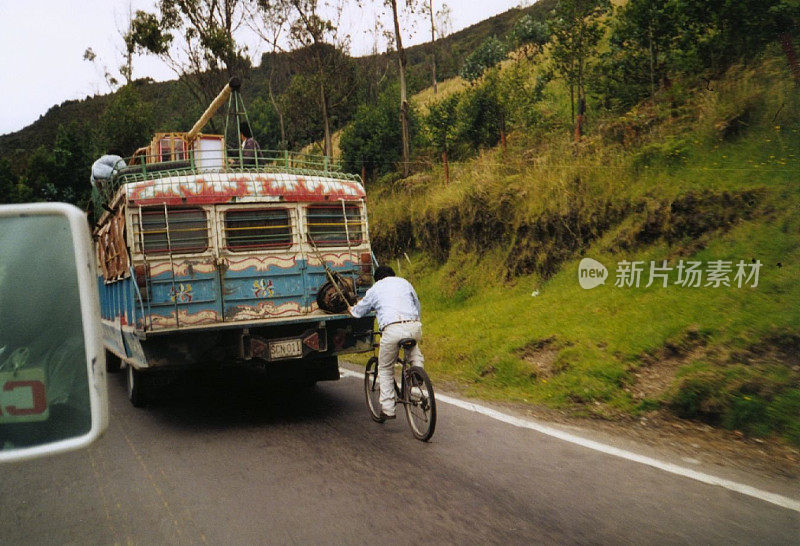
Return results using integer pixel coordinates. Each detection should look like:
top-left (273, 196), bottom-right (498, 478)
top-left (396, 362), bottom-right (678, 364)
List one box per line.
top-left (0, 368), bottom-right (49, 424)
top-left (269, 339), bottom-right (303, 360)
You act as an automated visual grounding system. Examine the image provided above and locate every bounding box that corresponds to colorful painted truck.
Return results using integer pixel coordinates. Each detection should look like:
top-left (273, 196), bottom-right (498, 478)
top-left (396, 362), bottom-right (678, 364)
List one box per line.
top-left (91, 81), bottom-right (374, 406)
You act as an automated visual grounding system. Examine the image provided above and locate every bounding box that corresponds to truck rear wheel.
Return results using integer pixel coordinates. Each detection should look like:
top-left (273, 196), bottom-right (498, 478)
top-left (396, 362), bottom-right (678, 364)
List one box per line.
top-left (127, 365), bottom-right (147, 407)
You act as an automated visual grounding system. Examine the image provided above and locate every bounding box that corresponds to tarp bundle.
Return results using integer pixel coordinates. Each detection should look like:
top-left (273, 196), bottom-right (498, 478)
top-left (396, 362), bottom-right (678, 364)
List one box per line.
top-left (90, 155), bottom-right (126, 188)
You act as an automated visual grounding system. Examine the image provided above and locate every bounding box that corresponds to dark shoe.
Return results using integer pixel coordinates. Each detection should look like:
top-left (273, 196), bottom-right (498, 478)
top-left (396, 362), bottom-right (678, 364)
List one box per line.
top-left (379, 412), bottom-right (396, 421)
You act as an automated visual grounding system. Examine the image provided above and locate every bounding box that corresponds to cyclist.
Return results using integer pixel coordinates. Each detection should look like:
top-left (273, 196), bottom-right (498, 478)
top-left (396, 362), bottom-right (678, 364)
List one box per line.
top-left (348, 266), bottom-right (424, 420)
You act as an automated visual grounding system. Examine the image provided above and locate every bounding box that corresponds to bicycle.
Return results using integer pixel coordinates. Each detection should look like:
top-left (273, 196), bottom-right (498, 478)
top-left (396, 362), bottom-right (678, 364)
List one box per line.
top-left (364, 334), bottom-right (437, 442)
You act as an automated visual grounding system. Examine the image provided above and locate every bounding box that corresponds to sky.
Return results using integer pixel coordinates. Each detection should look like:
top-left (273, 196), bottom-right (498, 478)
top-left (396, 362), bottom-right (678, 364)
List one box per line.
top-left (0, 0), bottom-right (531, 137)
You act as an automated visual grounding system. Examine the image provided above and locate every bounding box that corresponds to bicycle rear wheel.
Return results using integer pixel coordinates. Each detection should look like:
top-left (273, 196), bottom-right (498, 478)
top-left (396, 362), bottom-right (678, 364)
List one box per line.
top-left (364, 356), bottom-right (384, 422)
top-left (404, 366), bottom-right (436, 441)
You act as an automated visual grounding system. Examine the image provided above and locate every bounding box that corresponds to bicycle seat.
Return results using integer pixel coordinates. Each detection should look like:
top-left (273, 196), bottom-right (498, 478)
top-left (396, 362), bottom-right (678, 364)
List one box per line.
top-left (398, 338), bottom-right (417, 350)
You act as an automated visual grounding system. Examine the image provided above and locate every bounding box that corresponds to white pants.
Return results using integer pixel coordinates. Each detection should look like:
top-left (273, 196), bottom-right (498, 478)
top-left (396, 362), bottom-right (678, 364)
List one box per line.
top-left (378, 321), bottom-right (424, 416)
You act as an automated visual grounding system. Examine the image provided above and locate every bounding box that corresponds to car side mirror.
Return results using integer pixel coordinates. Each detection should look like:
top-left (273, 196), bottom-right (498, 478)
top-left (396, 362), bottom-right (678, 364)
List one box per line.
top-left (0, 203), bottom-right (108, 462)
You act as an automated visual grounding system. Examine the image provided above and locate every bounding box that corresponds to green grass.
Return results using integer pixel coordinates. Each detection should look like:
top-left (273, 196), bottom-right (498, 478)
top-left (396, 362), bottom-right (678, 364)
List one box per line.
top-left (365, 56), bottom-right (800, 445)
top-left (403, 204), bottom-right (800, 442)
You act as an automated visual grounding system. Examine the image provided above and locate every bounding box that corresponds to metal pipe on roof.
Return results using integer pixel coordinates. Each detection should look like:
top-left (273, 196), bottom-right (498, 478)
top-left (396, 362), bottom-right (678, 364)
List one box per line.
top-left (186, 78), bottom-right (241, 140)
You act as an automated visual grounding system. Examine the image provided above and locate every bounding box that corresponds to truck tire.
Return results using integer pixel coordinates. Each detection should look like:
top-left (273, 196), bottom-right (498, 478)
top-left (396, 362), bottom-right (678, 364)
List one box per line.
top-left (127, 365), bottom-right (147, 407)
top-left (316, 277), bottom-right (356, 313)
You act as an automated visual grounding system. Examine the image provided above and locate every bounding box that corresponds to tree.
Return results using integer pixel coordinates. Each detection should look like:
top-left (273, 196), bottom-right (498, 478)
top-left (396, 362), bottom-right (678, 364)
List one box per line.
top-left (281, 73), bottom-right (324, 149)
top-left (282, 0), bottom-right (346, 158)
top-left (622, 0), bottom-right (675, 100)
top-left (278, 46), bottom-right (361, 153)
top-left (99, 84), bottom-right (155, 157)
top-left (82, 47), bottom-right (120, 92)
top-left (595, 0), bottom-right (800, 111)
top-left (435, 2), bottom-right (452, 39)
top-left (425, 93), bottom-right (459, 181)
top-left (255, 0), bottom-right (360, 157)
top-left (386, 0), bottom-right (415, 177)
top-left (24, 147), bottom-right (57, 201)
top-left (421, 0), bottom-right (450, 94)
top-left (510, 14), bottom-right (550, 59)
top-left (594, 0), bottom-right (678, 108)
top-left (247, 96), bottom-right (284, 149)
top-left (84, 2), bottom-right (138, 90)
top-left (129, 0), bottom-right (251, 113)
top-left (22, 122), bottom-right (97, 207)
top-left (548, 0), bottom-right (610, 137)
top-left (360, 20), bottom-right (393, 105)
top-left (772, 0), bottom-right (800, 84)
top-left (340, 86), bottom-right (411, 182)
top-left (119, 1), bottom-right (137, 86)
top-left (459, 36), bottom-right (508, 83)
top-left (248, 0), bottom-right (293, 148)
top-left (454, 80), bottom-right (502, 152)
top-left (672, 0), bottom-right (784, 74)
top-left (0, 158), bottom-right (18, 204)
top-left (52, 122), bottom-right (98, 207)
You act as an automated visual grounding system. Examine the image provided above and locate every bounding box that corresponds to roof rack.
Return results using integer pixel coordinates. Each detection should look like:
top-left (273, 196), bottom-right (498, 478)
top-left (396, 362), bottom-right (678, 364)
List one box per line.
top-left (91, 78), bottom-right (358, 214)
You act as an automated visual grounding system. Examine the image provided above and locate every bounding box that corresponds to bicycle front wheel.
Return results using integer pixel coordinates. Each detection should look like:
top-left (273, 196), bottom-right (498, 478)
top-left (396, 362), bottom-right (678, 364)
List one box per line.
top-left (364, 356), bottom-right (384, 422)
top-left (404, 366), bottom-right (436, 441)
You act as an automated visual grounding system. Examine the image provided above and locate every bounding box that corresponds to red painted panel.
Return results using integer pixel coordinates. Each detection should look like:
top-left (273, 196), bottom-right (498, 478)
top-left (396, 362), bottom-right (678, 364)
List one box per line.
top-left (127, 174), bottom-right (366, 206)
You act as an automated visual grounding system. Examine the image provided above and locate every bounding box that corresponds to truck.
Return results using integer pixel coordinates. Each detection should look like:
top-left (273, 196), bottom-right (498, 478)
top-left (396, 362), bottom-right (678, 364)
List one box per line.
top-left (91, 80), bottom-right (375, 406)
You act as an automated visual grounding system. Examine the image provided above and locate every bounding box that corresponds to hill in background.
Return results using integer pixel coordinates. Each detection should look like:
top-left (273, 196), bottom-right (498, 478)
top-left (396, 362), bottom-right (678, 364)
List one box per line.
top-left (0, 1), bottom-right (554, 161)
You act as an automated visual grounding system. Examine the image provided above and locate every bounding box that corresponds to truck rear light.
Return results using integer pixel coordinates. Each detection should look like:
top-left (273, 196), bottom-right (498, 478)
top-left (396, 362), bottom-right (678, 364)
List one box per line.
top-left (302, 330), bottom-right (327, 352)
top-left (332, 330), bottom-right (346, 350)
top-left (303, 331), bottom-right (321, 351)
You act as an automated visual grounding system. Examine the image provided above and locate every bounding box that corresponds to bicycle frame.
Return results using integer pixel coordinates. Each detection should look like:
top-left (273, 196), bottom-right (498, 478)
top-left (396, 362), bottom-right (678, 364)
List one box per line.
top-left (368, 331), bottom-right (413, 403)
top-left (363, 329), bottom-right (436, 441)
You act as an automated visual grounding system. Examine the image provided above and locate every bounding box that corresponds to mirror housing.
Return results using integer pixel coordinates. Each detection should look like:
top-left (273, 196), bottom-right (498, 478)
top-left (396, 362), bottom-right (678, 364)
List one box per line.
top-left (0, 203), bottom-right (108, 462)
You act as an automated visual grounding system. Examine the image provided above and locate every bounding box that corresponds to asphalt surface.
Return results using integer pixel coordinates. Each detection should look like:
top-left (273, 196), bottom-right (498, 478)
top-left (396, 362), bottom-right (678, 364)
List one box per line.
top-left (1, 367), bottom-right (798, 545)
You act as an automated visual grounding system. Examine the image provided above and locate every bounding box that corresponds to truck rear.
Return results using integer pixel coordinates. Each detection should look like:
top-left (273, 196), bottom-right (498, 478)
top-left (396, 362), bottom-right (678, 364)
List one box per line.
top-left (92, 86), bottom-right (376, 405)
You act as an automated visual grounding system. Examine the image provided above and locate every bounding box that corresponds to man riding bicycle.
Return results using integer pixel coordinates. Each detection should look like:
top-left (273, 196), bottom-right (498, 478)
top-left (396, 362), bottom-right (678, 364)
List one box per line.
top-left (348, 266), bottom-right (424, 421)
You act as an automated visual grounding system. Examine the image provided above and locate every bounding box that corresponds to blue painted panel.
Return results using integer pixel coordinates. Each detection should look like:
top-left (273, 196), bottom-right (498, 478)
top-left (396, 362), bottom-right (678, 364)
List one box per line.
top-left (147, 275), bottom-right (221, 326)
top-left (220, 258), bottom-right (306, 320)
top-left (121, 329), bottom-right (147, 368)
top-left (98, 275), bottom-right (138, 325)
top-left (102, 320), bottom-right (126, 358)
top-left (223, 272), bottom-right (303, 304)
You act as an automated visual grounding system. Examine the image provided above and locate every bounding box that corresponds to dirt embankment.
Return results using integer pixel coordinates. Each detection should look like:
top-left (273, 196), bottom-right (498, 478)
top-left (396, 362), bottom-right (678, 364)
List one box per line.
top-left (372, 187), bottom-right (763, 280)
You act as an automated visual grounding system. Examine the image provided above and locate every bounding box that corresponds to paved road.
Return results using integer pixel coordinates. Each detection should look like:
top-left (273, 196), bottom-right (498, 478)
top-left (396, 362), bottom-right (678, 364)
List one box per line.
top-left (1, 367), bottom-right (798, 545)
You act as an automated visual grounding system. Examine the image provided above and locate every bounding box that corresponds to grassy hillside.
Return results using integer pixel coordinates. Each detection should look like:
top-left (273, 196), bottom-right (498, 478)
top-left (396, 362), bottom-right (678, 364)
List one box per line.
top-left (363, 56), bottom-right (800, 446)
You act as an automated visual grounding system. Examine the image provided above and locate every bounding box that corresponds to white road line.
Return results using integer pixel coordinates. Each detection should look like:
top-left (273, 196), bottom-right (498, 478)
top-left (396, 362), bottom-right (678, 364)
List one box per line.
top-left (340, 369), bottom-right (800, 513)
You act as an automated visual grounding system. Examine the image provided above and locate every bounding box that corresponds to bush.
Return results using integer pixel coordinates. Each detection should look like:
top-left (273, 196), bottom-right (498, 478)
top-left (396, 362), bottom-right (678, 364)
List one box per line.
top-left (768, 390), bottom-right (800, 445)
top-left (510, 15), bottom-right (549, 55)
top-left (247, 96), bottom-right (283, 150)
top-left (425, 93), bottom-right (461, 156)
top-left (339, 86), bottom-right (417, 183)
top-left (100, 84), bottom-right (154, 157)
top-left (668, 367), bottom-right (725, 419)
top-left (459, 36), bottom-right (508, 83)
top-left (723, 394), bottom-right (770, 436)
top-left (668, 363), bottom-right (800, 445)
top-left (420, 81), bottom-right (502, 162)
